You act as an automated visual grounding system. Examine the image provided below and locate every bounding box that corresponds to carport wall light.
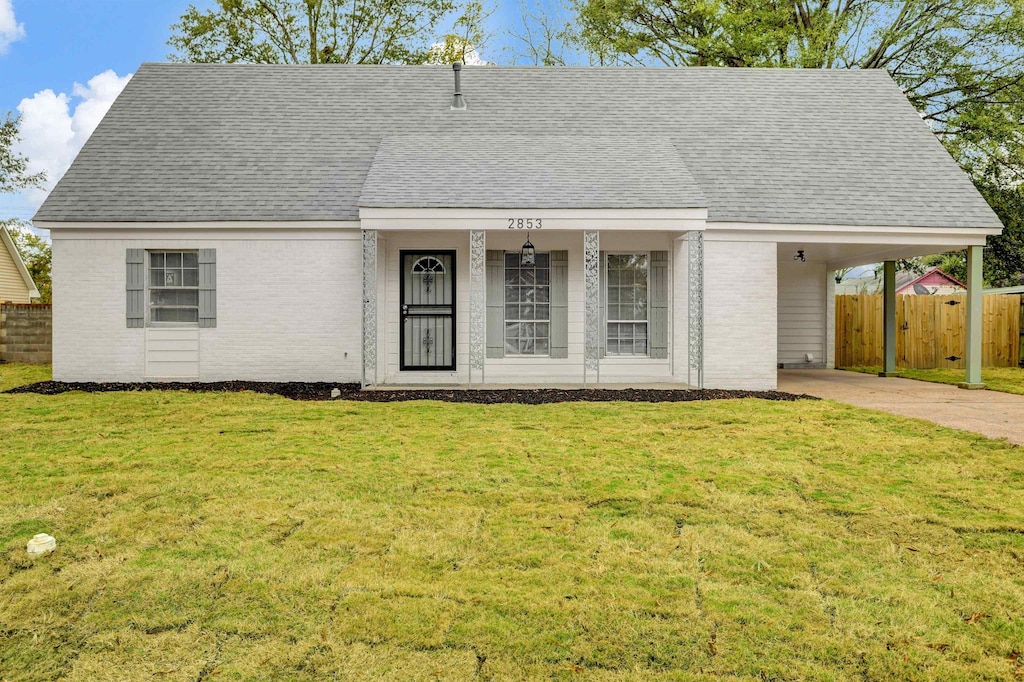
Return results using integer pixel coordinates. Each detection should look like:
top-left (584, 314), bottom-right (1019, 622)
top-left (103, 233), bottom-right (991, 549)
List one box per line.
top-left (520, 232), bottom-right (536, 267)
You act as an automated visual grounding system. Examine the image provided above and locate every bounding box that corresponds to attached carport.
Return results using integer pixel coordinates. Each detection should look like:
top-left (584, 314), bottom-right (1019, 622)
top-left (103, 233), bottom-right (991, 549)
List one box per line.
top-left (769, 224), bottom-right (996, 388)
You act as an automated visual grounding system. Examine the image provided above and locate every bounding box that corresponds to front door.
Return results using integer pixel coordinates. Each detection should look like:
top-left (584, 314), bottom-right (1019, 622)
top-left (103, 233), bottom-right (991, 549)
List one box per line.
top-left (400, 251), bottom-right (456, 370)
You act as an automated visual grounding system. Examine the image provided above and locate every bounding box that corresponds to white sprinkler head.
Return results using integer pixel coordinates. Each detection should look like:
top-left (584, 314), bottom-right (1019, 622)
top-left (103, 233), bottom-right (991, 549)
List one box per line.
top-left (26, 533), bottom-right (57, 557)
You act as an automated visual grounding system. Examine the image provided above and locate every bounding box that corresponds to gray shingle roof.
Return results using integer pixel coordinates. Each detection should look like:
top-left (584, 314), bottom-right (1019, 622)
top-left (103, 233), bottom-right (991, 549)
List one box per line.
top-left (359, 134), bottom-right (705, 209)
top-left (35, 63), bottom-right (1002, 229)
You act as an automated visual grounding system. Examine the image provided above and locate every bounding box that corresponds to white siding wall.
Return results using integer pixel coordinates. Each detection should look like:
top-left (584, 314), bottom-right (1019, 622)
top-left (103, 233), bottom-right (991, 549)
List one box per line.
top-left (382, 231), bottom-right (679, 385)
top-left (0, 238), bottom-right (32, 303)
top-left (703, 240), bottom-right (777, 390)
top-left (52, 231), bottom-right (362, 382)
top-left (777, 257), bottom-right (827, 367)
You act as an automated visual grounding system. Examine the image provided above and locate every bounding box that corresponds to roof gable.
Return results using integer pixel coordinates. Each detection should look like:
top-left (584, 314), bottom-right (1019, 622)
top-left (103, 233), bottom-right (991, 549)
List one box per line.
top-left (35, 63), bottom-right (1002, 230)
top-left (0, 227), bottom-right (40, 299)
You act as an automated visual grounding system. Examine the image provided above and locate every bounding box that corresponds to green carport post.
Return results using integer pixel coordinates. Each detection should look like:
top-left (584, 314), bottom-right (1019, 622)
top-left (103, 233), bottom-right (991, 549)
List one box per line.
top-left (959, 245), bottom-right (986, 390)
top-left (878, 260), bottom-right (899, 377)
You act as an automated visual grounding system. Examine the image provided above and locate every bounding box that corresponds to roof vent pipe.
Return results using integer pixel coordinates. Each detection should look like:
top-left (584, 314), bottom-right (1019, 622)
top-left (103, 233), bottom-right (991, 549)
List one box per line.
top-left (451, 62), bottom-right (467, 110)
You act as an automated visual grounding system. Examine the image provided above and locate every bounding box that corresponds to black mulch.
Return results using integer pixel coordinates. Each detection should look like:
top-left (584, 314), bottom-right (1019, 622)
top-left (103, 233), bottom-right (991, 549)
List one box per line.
top-left (5, 380), bottom-right (817, 403)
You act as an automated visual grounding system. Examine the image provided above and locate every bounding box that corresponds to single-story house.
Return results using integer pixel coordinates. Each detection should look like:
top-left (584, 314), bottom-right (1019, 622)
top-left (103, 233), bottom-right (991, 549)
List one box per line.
top-left (0, 226), bottom-right (39, 303)
top-left (836, 267), bottom-right (966, 296)
top-left (33, 64), bottom-right (1003, 390)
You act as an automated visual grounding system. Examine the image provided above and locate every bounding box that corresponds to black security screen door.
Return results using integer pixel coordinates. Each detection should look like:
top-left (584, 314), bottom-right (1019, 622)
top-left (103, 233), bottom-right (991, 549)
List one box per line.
top-left (400, 251), bottom-right (456, 370)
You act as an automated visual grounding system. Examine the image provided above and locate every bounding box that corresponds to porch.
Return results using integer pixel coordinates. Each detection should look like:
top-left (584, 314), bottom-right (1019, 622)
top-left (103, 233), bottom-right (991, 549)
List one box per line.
top-left (359, 226), bottom-right (708, 388)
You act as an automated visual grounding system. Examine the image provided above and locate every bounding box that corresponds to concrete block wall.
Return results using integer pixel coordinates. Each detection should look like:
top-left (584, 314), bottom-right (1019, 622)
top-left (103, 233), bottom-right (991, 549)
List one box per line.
top-left (1, 303), bottom-right (53, 364)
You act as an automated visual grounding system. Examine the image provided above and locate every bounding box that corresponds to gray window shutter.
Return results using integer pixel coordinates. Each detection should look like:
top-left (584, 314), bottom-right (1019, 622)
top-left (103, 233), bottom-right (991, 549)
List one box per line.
top-left (486, 250), bottom-right (504, 358)
top-left (649, 251), bottom-right (669, 359)
top-left (198, 249), bottom-right (217, 328)
top-left (126, 249), bottom-right (144, 328)
top-left (549, 250), bottom-right (569, 358)
top-left (599, 251), bottom-right (607, 358)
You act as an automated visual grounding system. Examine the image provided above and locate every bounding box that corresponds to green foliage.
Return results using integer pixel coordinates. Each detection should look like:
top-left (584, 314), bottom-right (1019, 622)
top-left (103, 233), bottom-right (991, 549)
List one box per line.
top-left (424, 1), bottom-right (493, 64)
top-left (0, 113), bottom-right (45, 196)
top-left (976, 181), bottom-right (1024, 287)
top-left (3, 220), bottom-right (51, 302)
top-left (168, 0), bottom-right (461, 64)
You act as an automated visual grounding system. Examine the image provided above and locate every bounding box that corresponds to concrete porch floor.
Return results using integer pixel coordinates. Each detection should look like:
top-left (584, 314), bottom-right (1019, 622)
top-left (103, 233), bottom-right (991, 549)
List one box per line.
top-left (779, 369), bottom-right (1024, 446)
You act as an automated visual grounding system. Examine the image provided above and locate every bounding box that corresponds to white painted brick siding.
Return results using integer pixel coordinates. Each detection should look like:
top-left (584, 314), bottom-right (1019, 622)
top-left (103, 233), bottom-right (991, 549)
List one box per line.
top-left (52, 232), bottom-right (362, 382)
top-left (702, 240), bottom-right (777, 390)
top-left (53, 229), bottom-right (782, 390)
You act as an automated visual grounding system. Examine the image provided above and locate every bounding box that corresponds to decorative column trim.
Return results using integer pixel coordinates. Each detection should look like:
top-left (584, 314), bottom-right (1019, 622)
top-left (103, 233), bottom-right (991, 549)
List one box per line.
top-left (687, 232), bottom-right (704, 389)
top-left (584, 230), bottom-right (601, 386)
top-left (362, 229), bottom-right (378, 388)
top-left (469, 230), bottom-right (486, 385)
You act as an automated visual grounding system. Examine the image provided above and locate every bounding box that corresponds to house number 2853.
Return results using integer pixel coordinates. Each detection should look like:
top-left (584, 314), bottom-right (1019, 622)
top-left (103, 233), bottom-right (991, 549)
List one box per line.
top-left (508, 218), bottom-right (542, 229)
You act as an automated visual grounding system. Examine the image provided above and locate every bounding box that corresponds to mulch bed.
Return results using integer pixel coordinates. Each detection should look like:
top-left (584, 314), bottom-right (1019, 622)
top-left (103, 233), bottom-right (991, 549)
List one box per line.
top-left (5, 380), bottom-right (816, 403)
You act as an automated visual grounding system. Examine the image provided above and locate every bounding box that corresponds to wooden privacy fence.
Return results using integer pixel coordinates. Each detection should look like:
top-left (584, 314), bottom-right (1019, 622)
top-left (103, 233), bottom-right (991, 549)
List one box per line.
top-left (835, 294), bottom-right (1023, 369)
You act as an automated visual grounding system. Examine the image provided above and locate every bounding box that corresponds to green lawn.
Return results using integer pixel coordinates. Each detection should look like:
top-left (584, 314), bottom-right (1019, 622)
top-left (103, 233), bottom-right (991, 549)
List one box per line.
top-left (843, 365), bottom-right (1024, 396)
top-left (2, 364), bottom-right (1024, 681)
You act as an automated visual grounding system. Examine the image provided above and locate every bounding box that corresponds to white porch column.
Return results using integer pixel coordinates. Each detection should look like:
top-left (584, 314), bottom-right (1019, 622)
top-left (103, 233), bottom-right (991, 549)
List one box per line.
top-left (361, 229), bottom-right (378, 388)
top-left (687, 232), bottom-right (704, 388)
top-left (961, 245), bottom-right (985, 389)
top-left (584, 230), bottom-right (600, 386)
top-left (879, 260), bottom-right (899, 377)
top-left (469, 230), bottom-right (486, 385)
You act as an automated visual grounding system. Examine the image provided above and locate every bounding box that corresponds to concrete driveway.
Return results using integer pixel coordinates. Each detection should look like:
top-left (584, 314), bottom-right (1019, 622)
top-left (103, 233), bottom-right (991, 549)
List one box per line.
top-left (779, 369), bottom-right (1024, 446)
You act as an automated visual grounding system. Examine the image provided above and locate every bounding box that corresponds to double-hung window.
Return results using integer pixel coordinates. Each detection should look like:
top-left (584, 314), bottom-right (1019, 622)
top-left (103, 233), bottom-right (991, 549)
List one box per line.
top-left (148, 251), bottom-right (200, 325)
top-left (504, 252), bottom-right (550, 355)
top-left (606, 253), bottom-right (649, 356)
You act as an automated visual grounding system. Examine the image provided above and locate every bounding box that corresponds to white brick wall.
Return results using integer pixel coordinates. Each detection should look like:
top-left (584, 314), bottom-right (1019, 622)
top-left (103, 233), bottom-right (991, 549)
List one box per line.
top-left (702, 239), bottom-right (777, 390)
top-left (52, 229), bottom-right (781, 390)
top-left (52, 231), bottom-right (362, 382)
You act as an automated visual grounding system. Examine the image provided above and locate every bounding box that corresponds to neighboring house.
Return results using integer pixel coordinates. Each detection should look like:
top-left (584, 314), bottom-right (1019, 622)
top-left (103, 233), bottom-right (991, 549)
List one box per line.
top-left (33, 64), bottom-right (1002, 389)
top-left (836, 267), bottom-right (966, 296)
top-left (0, 226), bottom-right (39, 303)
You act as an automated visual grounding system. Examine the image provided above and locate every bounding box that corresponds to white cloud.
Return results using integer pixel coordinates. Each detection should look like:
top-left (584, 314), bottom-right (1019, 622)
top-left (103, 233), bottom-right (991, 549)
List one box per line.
top-left (14, 70), bottom-right (132, 209)
top-left (0, 0), bottom-right (25, 54)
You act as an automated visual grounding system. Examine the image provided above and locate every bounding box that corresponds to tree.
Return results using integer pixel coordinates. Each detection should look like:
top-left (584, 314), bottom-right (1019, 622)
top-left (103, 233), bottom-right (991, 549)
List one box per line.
top-left (923, 181), bottom-right (1024, 288)
top-left (425, 1), bottom-right (492, 65)
top-left (4, 220), bottom-right (51, 303)
top-left (168, 0), bottom-right (462, 65)
top-left (1, 113), bottom-right (45, 195)
top-left (506, 0), bottom-right (578, 66)
top-left (575, 1), bottom-right (1024, 181)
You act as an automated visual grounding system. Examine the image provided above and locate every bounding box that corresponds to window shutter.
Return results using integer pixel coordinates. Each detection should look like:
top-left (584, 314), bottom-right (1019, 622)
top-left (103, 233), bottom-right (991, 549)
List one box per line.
top-left (198, 249), bottom-right (217, 328)
top-left (126, 249), bottom-right (145, 328)
top-left (649, 251), bottom-right (669, 359)
top-left (549, 250), bottom-right (569, 359)
top-left (599, 251), bottom-right (607, 358)
top-left (486, 250), bottom-right (504, 358)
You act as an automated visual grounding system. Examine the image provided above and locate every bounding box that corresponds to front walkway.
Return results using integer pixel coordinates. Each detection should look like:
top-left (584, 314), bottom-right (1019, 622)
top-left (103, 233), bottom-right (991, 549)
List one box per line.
top-left (779, 369), bottom-right (1024, 445)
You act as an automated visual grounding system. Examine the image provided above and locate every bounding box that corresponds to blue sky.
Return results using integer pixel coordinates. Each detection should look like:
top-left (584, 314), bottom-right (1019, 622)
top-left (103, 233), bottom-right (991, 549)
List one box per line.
top-left (0, 0), bottom-right (531, 221)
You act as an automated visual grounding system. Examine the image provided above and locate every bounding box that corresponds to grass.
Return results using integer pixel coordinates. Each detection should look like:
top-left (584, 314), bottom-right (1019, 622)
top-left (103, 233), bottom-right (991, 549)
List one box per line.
top-left (843, 365), bottom-right (1024, 396)
top-left (1, 364), bottom-right (1024, 681)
